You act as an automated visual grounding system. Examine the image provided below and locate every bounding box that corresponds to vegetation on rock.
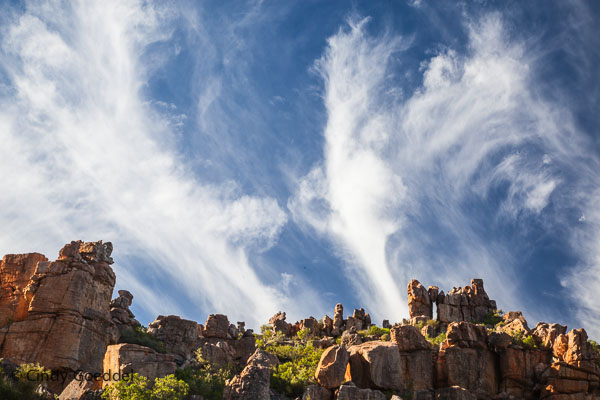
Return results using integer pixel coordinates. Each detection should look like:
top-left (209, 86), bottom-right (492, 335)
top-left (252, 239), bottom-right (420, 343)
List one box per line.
top-left (119, 325), bottom-right (167, 354)
top-left (101, 373), bottom-right (189, 400)
top-left (0, 361), bottom-right (52, 400)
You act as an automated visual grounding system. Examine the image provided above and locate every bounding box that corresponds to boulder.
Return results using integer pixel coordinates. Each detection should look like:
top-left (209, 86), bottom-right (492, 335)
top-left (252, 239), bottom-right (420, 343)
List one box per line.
top-left (302, 384), bottom-right (332, 400)
top-left (446, 322), bottom-right (487, 349)
top-left (315, 345), bottom-right (349, 389)
top-left (391, 324), bottom-right (432, 352)
top-left (533, 322), bottom-right (567, 349)
top-left (408, 280), bottom-right (432, 319)
top-left (147, 315), bottom-right (202, 366)
top-left (498, 318), bottom-right (530, 337)
top-left (222, 348), bottom-right (278, 400)
top-left (203, 314), bottom-right (230, 338)
top-left (346, 341), bottom-right (402, 390)
top-left (301, 317), bottom-right (321, 335)
top-left (196, 337), bottom-right (237, 366)
top-left (341, 329), bottom-right (362, 348)
top-left (335, 382), bottom-right (386, 400)
top-left (102, 343), bottom-right (176, 388)
top-left (0, 241), bottom-right (119, 383)
top-left (553, 329), bottom-right (599, 374)
top-left (269, 312), bottom-right (291, 336)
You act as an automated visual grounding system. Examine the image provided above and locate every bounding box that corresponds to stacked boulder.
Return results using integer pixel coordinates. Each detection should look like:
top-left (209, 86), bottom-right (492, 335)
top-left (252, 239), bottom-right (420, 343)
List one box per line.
top-left (110, 289), bottom-right (140, 338)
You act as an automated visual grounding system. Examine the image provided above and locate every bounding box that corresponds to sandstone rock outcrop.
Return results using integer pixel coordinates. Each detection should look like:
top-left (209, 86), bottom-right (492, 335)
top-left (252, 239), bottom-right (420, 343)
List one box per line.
top-left (102, 343), bottom-right (176, 388)
top-left (58, 372), bottom-right (102, 400)
top-left (302, 384), bottom-right (332, 400)
top-left (204, 314), bottom-right (230, 339)
top-left (147, 314), bottom-right (203, 366)
top-left (346, 341), bottom-right (403, 391)
top-left (391, 324), bottom-right (432, 352)
top-left (335, 382), bottom-right (386, 400)
top-left (436, 279), bottom-right (497, 324)
top-left (223, 348), bottom-right (279, 400)
top-left (110, 290), bottom-right (139, 338)
top-left (315, 345), bottom-right (349, 389)
top-left (0, 241), bottom-right (118, 382)
top-left (408, 279), bottom-right (433, 319)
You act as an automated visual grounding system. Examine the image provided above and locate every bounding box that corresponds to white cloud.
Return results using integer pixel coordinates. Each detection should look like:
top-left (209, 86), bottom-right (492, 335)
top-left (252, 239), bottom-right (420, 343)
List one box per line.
top-left (0, 0), bottom-right (312, 328)
top-left (290, 13), bottom-right (597, 327)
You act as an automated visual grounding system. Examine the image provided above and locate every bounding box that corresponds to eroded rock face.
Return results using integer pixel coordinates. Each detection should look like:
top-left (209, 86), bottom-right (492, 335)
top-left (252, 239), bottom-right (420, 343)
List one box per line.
top-left (533, 322), bottom-right (567, 349)
top-left (204, 314), bottom-right (230, 338)
top-left (58, 372), bottom-right (102, 400)
top-left (437, 279), bottom-right (496, 324)
top-left (498, 347), bottom-right (550, 398)
top-left (110, 290), bottom-right (140, 339)
top-left (315, 345), bottom-right (349, 389)
top-left (0, 252), bottom-right (48, 326)
top-left (102, 343), bottom-right (176, 388)
top-left (408, 280), bottom-right (433, 319)
top-left (223, 348), bottom-right (278, 400)
top-left (553, 328), bottom-right (599, 374)
top-left (335, 382), bottom-right (386, 400)
top-left (0, 241), bottom-right (118, 377)
top-left (147, 315), bottom-right (203, 366)
top-left (391, 324), bottom-right (432, 352)
top-left (346, 341), bottom-right (402, 391)
top-left (437, 322), bottom-right (498, 398)
top-left (302, 384), bottom-right (332, 400)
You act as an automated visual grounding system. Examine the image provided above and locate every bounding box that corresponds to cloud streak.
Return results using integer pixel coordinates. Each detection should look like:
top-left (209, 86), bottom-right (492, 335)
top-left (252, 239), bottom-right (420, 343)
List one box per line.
top-left (0, 0), bottom-right (316, 327)
top-left (291, 13), bottom-right (600, 329)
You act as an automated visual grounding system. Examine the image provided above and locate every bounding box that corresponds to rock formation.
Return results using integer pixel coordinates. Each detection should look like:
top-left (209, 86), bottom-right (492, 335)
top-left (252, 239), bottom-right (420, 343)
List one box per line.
top-left (147, 315), bottom-right (203, 366)
top-left (110, 289), bottom-right (139, 338)
top-left (0, 241), bottom-right (118, 387)
top-left (222, 348), bottom-right (279, 400)
top-left (102, 343), bottom-right (176, 388)
top-left (2, 242), bottom-right (599, 400)
top-left (315, 345), bottom-right (349, 389)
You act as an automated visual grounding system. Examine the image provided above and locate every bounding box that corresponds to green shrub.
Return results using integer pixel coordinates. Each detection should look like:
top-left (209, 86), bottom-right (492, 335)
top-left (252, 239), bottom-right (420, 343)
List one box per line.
top-left (427, 333), bottom-right (446, 346)
top-left (260, 325), bottom-right (273, 336)
top-left (589, 340), bottom-right (599, 352)
top-left (296, 328), bottom-right (314, 341)
top-left (0, 361), bottom-right (50, 400)
top-left (381, 333), bottom-right (390, 341)
top-left (102, 373), bottom-right (189, 400)
top-left (510, 331), bottom-right (537, 349)
top-left (522, 335), bottom-right (537, 349)
top-left (483, 310), bottom-right (504, 327)
top-left (119, 325), bottom-right (167, 354)
top-left (367, 325), bottom-right (390, 337)
top-left (264, 341), bottom-right (324, 397)
top-left (175, 364), bottom-right (234, 400)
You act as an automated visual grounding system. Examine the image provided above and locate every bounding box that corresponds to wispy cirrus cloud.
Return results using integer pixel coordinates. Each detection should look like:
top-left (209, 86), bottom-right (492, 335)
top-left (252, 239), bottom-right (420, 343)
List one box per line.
top-left (0, 0), bottom-right (315, 327)
top-left (290, 13), bottom-right (600, 328)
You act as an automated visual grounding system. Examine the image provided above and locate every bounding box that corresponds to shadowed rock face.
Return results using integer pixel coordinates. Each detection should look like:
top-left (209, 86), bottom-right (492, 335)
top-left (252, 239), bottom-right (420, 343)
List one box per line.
top-left (0, 241), bottom-right (118, 378)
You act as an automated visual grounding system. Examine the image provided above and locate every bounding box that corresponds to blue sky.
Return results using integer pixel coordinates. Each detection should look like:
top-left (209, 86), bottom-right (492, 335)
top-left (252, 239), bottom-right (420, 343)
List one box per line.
top-left (1, 0), bottom-right (600, 336)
